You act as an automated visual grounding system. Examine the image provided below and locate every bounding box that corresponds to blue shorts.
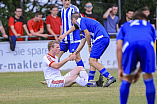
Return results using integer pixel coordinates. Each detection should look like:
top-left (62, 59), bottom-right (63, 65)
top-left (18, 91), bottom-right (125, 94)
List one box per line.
top-left (60, 41), bottom-right (80, 53)
top-left (90, 37), bottom-right (110, 59)
top-left (122, 41), bottom-right (155, 75)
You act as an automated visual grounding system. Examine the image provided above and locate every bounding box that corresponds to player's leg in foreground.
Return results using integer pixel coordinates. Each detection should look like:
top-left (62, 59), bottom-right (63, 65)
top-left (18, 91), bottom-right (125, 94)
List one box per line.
top-left (88, 37), bottom-right (116, 87)
top-left (89, 58), bottom-right (116, 87)
top-left (64, 66), bottom-right (88, 87)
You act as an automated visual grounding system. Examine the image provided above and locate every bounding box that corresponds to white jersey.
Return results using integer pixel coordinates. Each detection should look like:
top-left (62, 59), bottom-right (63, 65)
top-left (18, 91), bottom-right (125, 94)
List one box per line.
top-left (61, 4), bottom-right (81, 43)
top-left (42, 53), bottom-right (62, 82)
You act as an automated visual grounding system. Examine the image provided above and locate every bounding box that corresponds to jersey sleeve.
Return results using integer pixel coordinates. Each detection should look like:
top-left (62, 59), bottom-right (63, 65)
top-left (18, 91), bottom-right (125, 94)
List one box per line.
top-left (9, 17), bottom-right (15, 27)
top-left (40, 20), bottom-right (44, 29)
top-left (73, 5), bottom-right (80, 13)
top-left (27, 20), bottom-right (33, 31)
top-left (45, 55), bottom-right (55, 67)
top-left (116, 26), bottom-right (124, 41)
top-left (79, 18), bottom-right (87, 32)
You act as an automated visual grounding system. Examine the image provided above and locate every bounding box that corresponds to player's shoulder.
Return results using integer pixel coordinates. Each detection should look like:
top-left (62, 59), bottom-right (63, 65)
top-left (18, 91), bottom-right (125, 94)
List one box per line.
top-left (70, 4), bottom-right (79, 11)
top-left (27, 18), bottom-right (33, 23)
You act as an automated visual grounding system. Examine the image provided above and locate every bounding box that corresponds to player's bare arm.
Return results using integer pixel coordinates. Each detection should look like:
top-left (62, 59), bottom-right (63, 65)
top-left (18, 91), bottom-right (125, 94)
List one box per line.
top-left (59, 25), bottom-right (76, 41)
top-left (10, 25), bottom-right (21, 37)
top-left (116, 40), bottom-right (123, 81)
top-left (47, 24), bottom-right (59, 40)
top-left (50, 54), bottom-right (75, 69)
top-left (73, 38), bottom-right (86, 55)
top-left (0, 26), bottom-right (8, 38)
top-left (83, 29), bottom-right (91, 53)
top-left (23, 24), bottom-right (32, 37)
top-left (29, 29), bottom-right (48, 38)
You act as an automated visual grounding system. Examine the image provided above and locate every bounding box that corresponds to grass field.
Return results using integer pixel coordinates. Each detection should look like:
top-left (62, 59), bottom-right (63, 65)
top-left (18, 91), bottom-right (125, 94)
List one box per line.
top-left (0, 70), bottom-right (157, 104)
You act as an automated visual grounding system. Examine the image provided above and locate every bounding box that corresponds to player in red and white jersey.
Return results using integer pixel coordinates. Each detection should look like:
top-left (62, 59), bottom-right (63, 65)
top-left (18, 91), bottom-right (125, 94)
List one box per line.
top-left (42, 40), bottom-right (88, 87)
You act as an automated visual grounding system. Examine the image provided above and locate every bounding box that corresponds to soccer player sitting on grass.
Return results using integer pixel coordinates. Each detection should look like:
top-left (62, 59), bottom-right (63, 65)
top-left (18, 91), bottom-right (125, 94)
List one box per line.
top-left (42, 40), bottom-right (88, 87)
top-left (59, 12), bottom-right (116, 87)
top-left (116, 11), bottom-right (156, 104)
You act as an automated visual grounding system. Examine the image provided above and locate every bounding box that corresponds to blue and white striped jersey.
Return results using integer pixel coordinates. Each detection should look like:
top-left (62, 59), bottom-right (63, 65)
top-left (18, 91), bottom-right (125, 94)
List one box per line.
top-left (61, 4), bottom-right (81, 43)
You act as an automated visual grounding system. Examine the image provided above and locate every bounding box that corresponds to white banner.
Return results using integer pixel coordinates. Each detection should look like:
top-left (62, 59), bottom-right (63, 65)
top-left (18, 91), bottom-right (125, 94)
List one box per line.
top-left (0, 39), bottom-right (118, 72)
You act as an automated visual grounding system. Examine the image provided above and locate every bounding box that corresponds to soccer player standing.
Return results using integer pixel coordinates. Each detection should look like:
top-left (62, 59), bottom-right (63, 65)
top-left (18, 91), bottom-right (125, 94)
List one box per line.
top-left (58, 0), bottom-right (84, 67)
top-left (60, 13), bottom-right (116, 87)
top-left (117, 11), bottom-right (156, 104)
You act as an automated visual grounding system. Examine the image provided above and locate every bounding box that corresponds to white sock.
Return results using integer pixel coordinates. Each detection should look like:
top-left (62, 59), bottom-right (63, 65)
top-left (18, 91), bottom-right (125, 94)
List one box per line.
top-left (75, 76), bottom-right (88, 86)
top-left (79, 69), bottom-right (88, 80)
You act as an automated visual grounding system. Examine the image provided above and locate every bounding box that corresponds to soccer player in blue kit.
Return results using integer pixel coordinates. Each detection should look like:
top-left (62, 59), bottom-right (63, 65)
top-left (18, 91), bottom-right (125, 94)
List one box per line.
top-left (116, 11), bottom-right (156, 104)
top-left (60, 12), bottom-right (116, 87)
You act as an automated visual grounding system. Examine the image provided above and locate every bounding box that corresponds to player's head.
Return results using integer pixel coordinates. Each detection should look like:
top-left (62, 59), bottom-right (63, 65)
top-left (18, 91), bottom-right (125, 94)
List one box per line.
top-left (132, 11), bottom-right (148, 21)
top-left (34, 11), bottom-right (43, 21)
top-left (142, 6), bottom-right (150, 17)
top-left (48, 41), bottom-right (60, 54)
top-left (14, 6), bottom-right (22, 17)
top-left (50, 4), bottom-right (58, 16)
top-left (110, 4), bottom-right (118, 15)
top-left (84, 2), bottom-right (93, 12)
top-left (126, 9), bottom-right (134, 20)
top-left (61, 0), bottom-right (71, 9)
top-left (71, 12), bottom-right (81, 24)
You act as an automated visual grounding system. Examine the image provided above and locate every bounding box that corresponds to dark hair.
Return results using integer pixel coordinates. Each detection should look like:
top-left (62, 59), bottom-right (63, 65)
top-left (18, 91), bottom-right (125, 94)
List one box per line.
top-left (126, 9), bottom-right (133, 13)
top-left (111, 4), bottom-right (118, 8)
top-left (34, 11), bottom-right (42, 17)
top-left (71, 12), bottom-right (81, 20)
top-left (15, 6), bottom-right (22, 11)
top-left (132, 11), bottom-right (147, 20)
top-left (50, 4), bottom-right (58, 10)
top-left (142, 6), bottom-right (150, 11)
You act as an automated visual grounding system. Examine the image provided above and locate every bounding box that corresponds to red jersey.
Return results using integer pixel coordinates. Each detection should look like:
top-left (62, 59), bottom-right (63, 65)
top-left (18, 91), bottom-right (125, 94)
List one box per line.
top-left (9, 16), bottom-right (26, 41)
top-left (27, 18), bottom-right (44, 40)
top-left (46, 15), bottom-right (62, 40)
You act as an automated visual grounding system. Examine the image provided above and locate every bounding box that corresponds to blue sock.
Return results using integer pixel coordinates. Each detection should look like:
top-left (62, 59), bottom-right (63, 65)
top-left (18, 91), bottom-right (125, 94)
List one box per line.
top-left (144, 78), bottom-right (156, 104)
top-left (99, 68), bottom-right (112, 79)
top-left (120, 80), bottom-right (131, 104)
top-left (87, 71), bottom-right (96, 85)
top-left (76, 60), bottom-right (84, 67)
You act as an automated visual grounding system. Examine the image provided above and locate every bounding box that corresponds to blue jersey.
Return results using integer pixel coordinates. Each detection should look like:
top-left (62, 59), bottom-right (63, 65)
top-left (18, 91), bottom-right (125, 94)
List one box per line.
top-left (61, 4), bottom-right (81, 43)
top-left (76, 17), bottom-right (109, 43)
top-left (116, 20), bottom-right (156, 45)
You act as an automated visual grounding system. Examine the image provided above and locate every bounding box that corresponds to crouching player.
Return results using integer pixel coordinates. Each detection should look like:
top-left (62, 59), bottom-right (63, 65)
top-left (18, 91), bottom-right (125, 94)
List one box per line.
top-left (42, 40), bottom-right (88, 87)
top-left (59, 13), bottom-right (116, 87)
top-left (117, 11), bottom-right (156, 104)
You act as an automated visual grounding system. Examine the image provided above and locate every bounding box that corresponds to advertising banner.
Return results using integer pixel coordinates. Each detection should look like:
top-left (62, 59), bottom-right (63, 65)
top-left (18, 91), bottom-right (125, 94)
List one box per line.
top-left (0, 39), bottom-right (117, 72)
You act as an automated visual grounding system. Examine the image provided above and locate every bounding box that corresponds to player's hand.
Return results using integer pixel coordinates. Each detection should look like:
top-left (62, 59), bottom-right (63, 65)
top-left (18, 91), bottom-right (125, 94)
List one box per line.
top-left (68, 54), bottom-right (76, 61)
top-left (59, 35), bottom-right (65, 41)
top-left (27, 33), bottom-right (32, 37)
top-left (133, 70), bottom-right (141, 83)
top-left (43, 34), bottom-right (48, 38)
top-left (3, 34), bottom-right (8, 38)
top-left (16, 34), bottom-right (21, 37)
top-left (108, 8), bottom-right (112, 12)
top-left (118, 68), bottom-right (123, 81)
top-left (54, 35), bottom-right (59, 41)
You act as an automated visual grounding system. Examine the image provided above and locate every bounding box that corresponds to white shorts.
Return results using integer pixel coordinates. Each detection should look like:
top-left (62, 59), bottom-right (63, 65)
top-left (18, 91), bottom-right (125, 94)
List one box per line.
top-left (48, 72), bottom-right (71, 87)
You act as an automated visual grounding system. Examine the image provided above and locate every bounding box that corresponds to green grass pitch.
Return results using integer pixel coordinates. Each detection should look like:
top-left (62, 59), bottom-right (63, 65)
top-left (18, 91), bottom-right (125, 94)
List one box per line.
top-left (0, 70), bottom-right (157, 104)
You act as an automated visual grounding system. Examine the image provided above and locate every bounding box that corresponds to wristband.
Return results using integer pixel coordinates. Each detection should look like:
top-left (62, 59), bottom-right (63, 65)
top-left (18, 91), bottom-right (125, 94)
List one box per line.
top-left (75, 50), bottom-right (79, 54)
top-left (88, 45), bottom-right (91, 47)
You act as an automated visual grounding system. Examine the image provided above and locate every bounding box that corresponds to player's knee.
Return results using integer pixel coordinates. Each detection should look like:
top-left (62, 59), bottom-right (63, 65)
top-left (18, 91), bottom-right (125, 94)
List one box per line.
top-left (89, 58), bottom-right (95, 66)
top-left (143, 73), bottom-right (153, 80)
